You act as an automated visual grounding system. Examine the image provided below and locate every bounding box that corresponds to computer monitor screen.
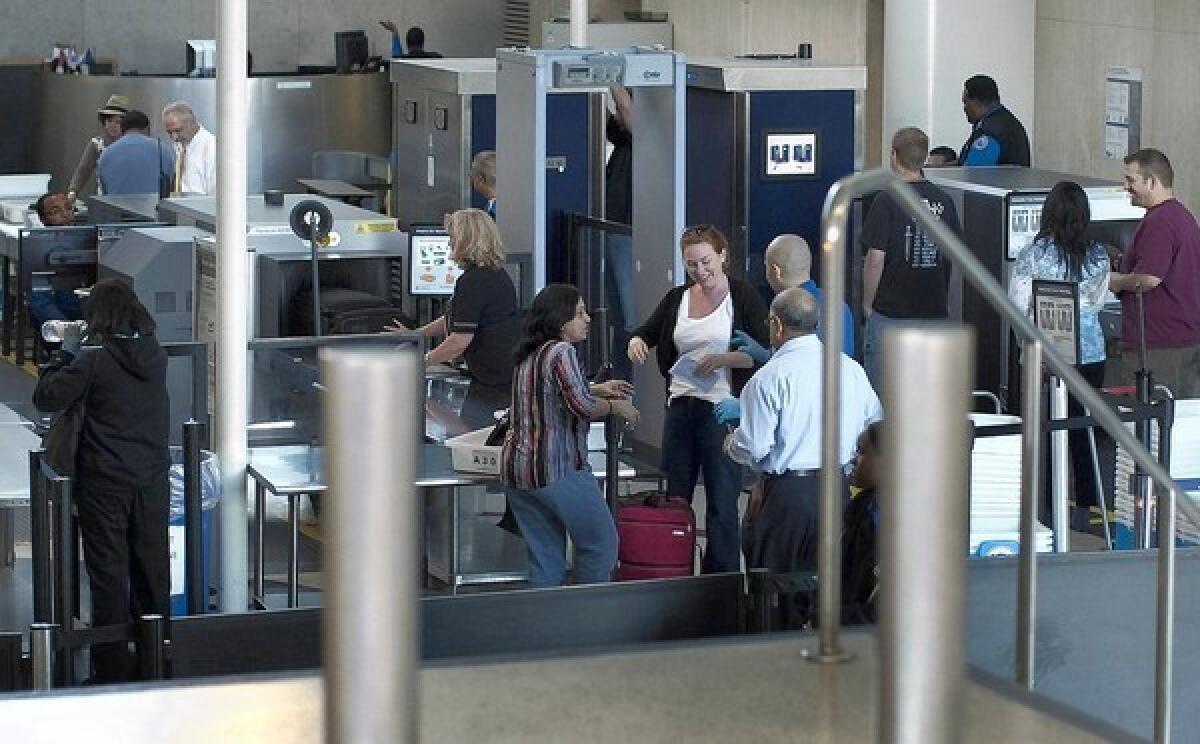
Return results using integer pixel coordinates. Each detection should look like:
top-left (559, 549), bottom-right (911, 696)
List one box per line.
top-left (409, 226), bottom-right (462, 296)
top-left (335, 31), bottom-right (369, 74)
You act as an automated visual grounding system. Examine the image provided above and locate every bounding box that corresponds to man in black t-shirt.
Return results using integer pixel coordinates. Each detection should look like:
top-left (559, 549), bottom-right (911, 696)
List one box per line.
top-left (860, 126), bottom-right (961, 389)
top-left (605, 83), bottom-right (635, 380)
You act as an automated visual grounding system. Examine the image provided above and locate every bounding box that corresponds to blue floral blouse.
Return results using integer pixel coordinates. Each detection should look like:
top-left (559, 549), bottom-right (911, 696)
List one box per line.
top-left (1008, 237), bottom-right (1110, 365)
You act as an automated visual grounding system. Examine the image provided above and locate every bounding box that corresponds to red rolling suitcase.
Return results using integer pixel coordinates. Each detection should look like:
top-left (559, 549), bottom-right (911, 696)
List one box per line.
top-left (615, 492), bottom-right (696, 580)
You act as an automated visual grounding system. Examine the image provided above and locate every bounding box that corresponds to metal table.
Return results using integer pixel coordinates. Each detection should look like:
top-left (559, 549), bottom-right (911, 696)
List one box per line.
top-left (0, 403), bottom-right (44, 567)
top-left (295, 179), bottom-right (372, 207)
top-left (246, 442), bottom-right (647, 606)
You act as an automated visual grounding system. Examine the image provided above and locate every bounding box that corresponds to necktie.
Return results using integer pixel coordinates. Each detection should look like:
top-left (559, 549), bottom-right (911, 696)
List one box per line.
top-left (174, 142), bottom-right (186, 194)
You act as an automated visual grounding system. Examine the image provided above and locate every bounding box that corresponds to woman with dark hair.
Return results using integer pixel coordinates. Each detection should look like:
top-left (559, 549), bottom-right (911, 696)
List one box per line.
top-left (628, 224), bottom-right (769, 573)
top-left (1008, 180), bottom-right (1111, 530)
top-left (33, 278), bottom-right (170, 683)
top-left (501, 284), bottom-right (638, 586)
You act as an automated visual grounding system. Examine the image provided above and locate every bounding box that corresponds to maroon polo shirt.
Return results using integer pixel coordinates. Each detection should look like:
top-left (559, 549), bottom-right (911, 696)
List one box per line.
top-left (1119, 198), bottom-right (1200, 350)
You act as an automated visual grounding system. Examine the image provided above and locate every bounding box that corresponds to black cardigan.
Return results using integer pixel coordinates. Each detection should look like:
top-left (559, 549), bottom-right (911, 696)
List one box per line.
top-left (632, 279), bottom-right (770, 397)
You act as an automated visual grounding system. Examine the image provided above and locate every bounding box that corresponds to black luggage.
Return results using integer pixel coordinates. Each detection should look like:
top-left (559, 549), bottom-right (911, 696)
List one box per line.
top-left (287, 287), bottom-right (405, 336)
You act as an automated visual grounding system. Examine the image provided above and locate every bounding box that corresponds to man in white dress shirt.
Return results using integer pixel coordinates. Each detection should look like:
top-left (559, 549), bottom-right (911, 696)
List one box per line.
top-left (161, 101), bottom-right (216, 195)
top-left (724, 288), bottom-right (881, 621)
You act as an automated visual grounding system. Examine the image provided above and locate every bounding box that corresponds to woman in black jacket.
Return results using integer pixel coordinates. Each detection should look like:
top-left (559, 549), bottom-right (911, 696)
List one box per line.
top-left (627, 224), bottom-right (769, 573)
top-left (34, 279), bottom-right (170, 683)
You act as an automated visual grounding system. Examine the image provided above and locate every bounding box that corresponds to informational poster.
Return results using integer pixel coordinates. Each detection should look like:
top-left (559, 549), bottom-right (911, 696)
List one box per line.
top-left (1032, 280), bottom-right (1080, 366)
top-left (1105, 66), bottom-right (1143, 159)
top-left (765, 132), bottom-right (818, 177)
top-left (410, 232), bottom-right (463, 295)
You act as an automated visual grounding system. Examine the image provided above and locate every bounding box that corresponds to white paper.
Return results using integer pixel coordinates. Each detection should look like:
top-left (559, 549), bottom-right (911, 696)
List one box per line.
top-left (668, 345), bottom-right (724, 391)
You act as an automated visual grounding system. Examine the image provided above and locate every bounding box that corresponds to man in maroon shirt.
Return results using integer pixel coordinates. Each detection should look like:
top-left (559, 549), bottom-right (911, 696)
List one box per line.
top-left (1111, 148), bottom-right (1200, 396)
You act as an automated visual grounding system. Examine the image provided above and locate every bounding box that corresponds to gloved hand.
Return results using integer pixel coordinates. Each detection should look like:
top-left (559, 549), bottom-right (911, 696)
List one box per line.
top-left (60, 323), bottom-right (84, 356)
top-left (713, 397), bottom-right (741, 425)
top-left (730, 330), bottom-right (770, 366)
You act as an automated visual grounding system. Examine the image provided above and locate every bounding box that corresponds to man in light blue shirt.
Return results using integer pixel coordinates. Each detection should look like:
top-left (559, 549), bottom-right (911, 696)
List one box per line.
top-left (717, 233), bottom-right (856, 424)
top-left (97, 110), bottom-right (174, 196)
top-left (724, 288), bottom-right (881, 607)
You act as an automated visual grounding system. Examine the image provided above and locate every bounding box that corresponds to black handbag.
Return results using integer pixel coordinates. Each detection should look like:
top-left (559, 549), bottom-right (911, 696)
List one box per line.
top-left (42, 398), bottom-right (85, 476)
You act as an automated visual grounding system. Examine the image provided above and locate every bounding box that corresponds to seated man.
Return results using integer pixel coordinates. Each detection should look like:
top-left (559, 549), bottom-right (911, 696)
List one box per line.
top-left (724, 288), bottom-right (881, 627)
top-left (29, 194), bottom-right (84, 326)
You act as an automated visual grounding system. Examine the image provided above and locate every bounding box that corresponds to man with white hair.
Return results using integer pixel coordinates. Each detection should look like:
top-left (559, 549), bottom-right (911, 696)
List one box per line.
top-left (725, 287), bottom-right (881, 618)
top-left (161, 101), bottom-right (216, 195)
top-left (470, 150), bottom-right (497, 219)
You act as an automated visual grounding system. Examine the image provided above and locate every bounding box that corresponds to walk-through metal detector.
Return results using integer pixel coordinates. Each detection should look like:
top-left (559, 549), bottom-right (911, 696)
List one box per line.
top-left (497, 47), bottom-right (686, 458)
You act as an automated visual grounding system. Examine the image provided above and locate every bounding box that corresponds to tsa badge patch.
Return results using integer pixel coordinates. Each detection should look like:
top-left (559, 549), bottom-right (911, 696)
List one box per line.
top-left (973, 135), bottom-right (992, 150)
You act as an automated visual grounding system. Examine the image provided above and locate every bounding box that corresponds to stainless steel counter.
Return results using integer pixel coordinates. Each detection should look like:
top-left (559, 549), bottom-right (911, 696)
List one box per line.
top-left (0, 632), bottom-right (1127, 742)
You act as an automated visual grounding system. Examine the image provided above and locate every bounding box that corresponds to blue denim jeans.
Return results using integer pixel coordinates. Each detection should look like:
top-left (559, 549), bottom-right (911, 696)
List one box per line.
top-left (604, 232), bottom-right (635, 380)
top-left (863, 311), bottom-right (904, 393)
top-left (506, 468), bottom-right (617, 587)
top-left (28, 288), bottom-right (83, 325)
top-left (662, 396), bottom-right (743, 573)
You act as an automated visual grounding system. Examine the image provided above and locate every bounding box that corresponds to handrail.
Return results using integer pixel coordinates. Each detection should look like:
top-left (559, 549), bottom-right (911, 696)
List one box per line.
top-left (816, 168), bottom-right (1188, 742)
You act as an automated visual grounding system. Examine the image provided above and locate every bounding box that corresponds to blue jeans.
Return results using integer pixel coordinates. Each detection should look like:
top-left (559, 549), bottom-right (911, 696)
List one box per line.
top-left (662, 397), bottom-right (743, 573)
top-left (28, 288), bottom-right (83, 325)
top-left (863, 311), bottom-right (905, 393)
top-left (506, 468), bottom-right (617, 587)
top-left (604, 233), bottom-right (635, 381)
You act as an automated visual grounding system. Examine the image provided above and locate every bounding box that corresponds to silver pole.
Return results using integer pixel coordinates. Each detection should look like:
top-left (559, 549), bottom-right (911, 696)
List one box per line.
top-left (322, 347), bottom-right (422, 744)
top-left (1016, 342), bottom-right (1042, 688)
top-left (809, 183), bottom-right (853, 663)
top-left (216, 0), bottom-right (249, 612)
top-left (878, 325), bottom-right (973, 744)
top-left (30, 623), bottom-right (54, 691)
top-left (1155, 476), bottom-right (1176, 744)
top-left (569, 0), bottom-right (589, 47)
top-left (1050, 376), bottom-right (1069, 553)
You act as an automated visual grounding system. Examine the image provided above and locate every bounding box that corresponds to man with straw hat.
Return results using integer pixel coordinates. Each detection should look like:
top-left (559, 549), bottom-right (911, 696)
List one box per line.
top-left (67, 93), bottom-right (130, 200)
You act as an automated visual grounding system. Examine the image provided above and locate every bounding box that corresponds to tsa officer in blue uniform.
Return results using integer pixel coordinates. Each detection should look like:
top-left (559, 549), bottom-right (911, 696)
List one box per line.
top-left (959, 74), bottom-right (1031, 167)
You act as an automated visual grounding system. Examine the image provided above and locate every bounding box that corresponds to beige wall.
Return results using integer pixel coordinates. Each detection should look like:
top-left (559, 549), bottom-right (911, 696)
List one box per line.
top-left (0, 0), bottom-right (506, 74)
top-left (653, 0), bottom-right (867, 64)
top-left (1035, 0), bottom-right (1200, 212)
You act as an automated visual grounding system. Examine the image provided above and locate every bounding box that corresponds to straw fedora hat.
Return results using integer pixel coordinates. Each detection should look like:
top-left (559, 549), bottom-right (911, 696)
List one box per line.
top-left (97, 94), bottom-right (131, 116)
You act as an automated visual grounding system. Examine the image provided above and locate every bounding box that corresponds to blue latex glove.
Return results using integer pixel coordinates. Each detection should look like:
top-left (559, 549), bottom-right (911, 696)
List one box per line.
top-left (730, 329), bottom-right (770, 366)
top-left (714, 397), bottom-right (741, 425)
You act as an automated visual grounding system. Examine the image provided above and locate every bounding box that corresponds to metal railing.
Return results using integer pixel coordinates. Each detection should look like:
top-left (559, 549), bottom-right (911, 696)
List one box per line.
top-left (815, 168), bottom-right (1196, 743)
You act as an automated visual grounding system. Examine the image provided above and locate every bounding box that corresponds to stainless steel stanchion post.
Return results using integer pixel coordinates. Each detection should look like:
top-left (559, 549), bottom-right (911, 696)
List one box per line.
top-left (30, 623), bottom-right (55, 691)
top-left (322, 346), bottom-right (422, 744)
top-left (1049, 375), bottom-right (1070, 553)
top-left (1016, 342), bottom-right (1043, 688)
top-left (809, 194), bottom-right (853, 664)
top-left (879, 324), bottom-right (973, 744)
top-left (1154, 398), bottom-right (1177, 744)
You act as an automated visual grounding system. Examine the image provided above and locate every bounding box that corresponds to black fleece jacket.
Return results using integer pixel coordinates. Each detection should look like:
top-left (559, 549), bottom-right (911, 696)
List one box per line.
top-left (34, 335), bottom-right (170, 488)
top-left (632, 279), bottom-right (770, 397)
